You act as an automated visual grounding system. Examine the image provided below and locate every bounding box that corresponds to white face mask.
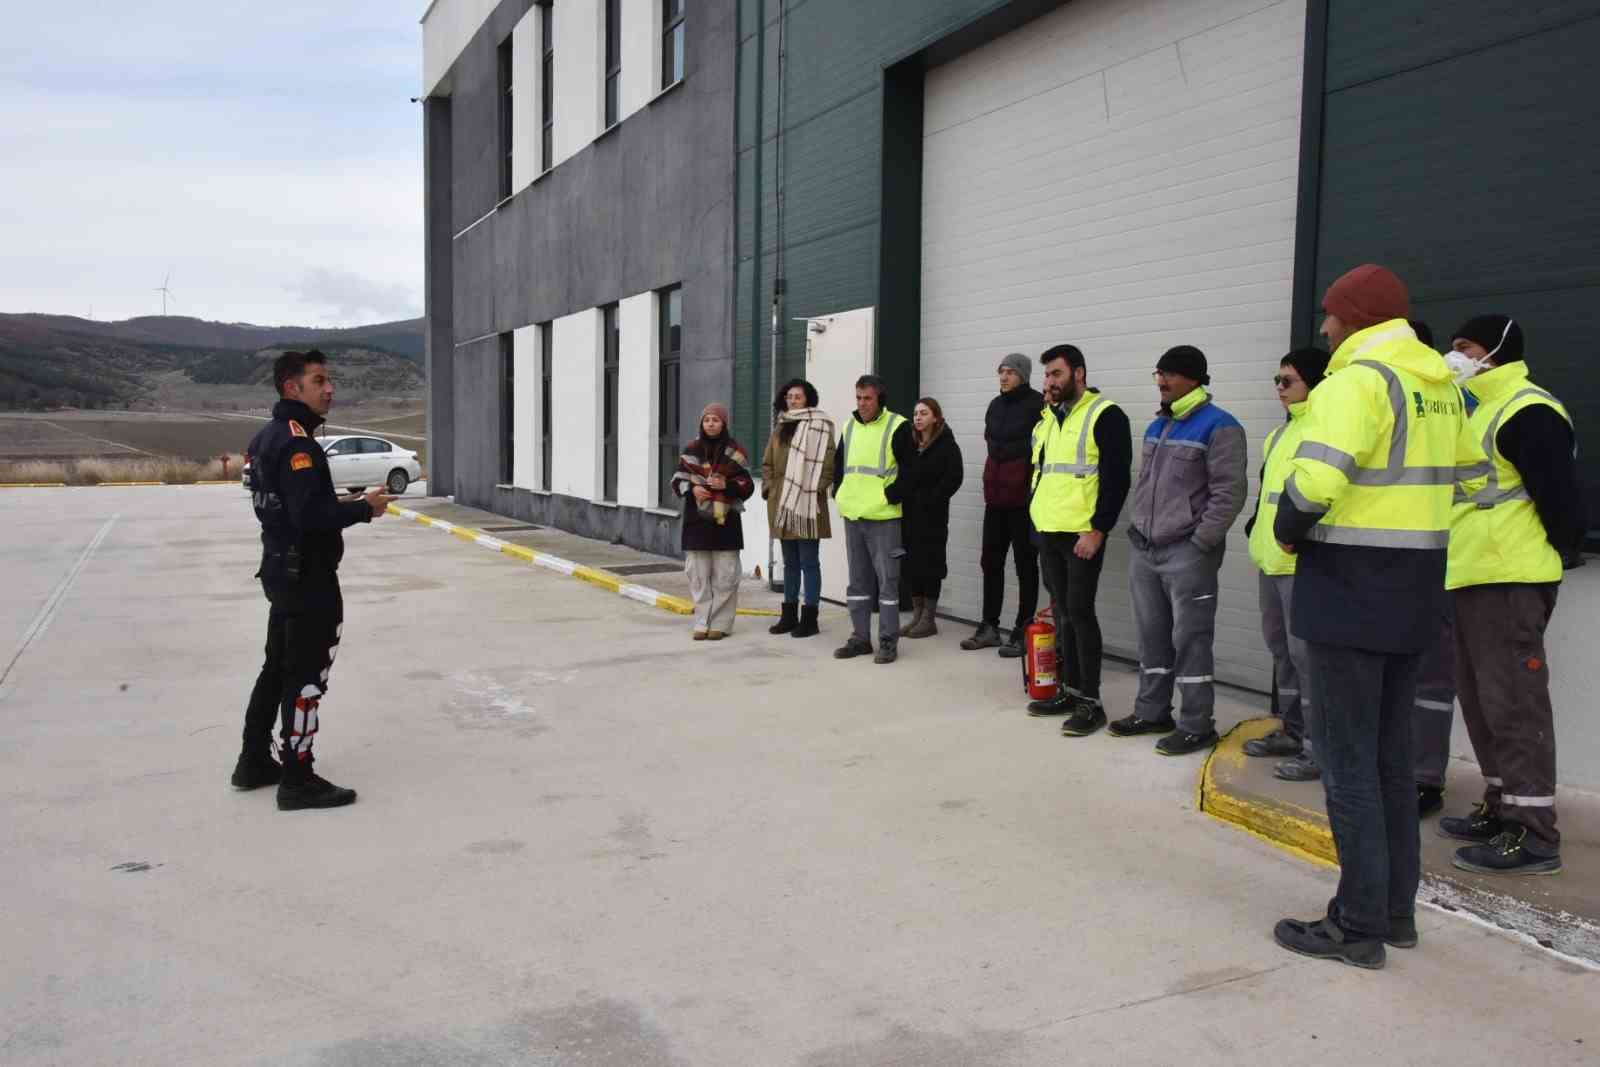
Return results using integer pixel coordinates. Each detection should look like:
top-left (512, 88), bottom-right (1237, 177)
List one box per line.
top-left (1444, 350), bottom-right (1491, 384)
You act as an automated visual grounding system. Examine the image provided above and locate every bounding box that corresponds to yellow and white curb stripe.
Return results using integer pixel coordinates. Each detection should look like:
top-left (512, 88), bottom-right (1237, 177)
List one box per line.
top-left (387, 503), bottom-right (778, 618)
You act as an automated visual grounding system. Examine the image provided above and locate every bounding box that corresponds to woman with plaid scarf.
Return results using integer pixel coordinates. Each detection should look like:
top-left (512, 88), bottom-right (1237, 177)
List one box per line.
top-left (671, 403), bottom-right (756, 640)
top-left (760, 379), bottom-right (837, 639)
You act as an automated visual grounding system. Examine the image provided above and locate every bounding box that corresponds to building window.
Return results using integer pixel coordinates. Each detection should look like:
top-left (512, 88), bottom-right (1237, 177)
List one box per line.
top-left (497, 37), bottom-right (513, 198)
top-left (539, 321), bottom-right (553, 490)
top-left (604, 0), bottom-right (621, 128)
top-left (601, 303), bottom-right (620, 501)
top-left (662, 0), bottom-right (684, 89)
top-left (540, 2), bottom-right (554, 173)
top-left (499, 333), bottom-right (515, 482)
top-left (657, 285), bottom-right (682, 509)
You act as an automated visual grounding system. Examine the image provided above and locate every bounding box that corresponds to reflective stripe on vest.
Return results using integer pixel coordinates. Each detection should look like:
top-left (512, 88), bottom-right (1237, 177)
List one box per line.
top-left (837, 411), bottom-right (905, 521)
top-left (1031, 393), bottom-right (1115, 533)
top-left (1037, 394), bottom-right (1108, 477)
top-left (840, 416), bottom-right (897, 477)
top-left (1461, 387), bottom-right (1564, 507)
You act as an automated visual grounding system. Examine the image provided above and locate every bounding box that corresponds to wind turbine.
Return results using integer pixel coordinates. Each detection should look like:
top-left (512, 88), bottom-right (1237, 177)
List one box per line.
top-left (155, 272), bottom-right (177, 317)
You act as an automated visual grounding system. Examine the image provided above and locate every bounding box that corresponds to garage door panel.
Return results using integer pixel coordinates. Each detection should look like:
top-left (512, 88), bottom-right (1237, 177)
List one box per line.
top-left (920, 0), bottom-right (1305, 691)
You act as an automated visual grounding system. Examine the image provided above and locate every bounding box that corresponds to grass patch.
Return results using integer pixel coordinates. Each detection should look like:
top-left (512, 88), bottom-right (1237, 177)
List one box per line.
top-left (0, 453), bottom-right (245, 486)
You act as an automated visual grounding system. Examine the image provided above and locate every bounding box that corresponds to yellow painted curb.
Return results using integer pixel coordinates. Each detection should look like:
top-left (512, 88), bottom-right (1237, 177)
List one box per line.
top-left (0, 482), bottom-right (68, 488)
top-left (1197, 717), bottom-right (1337, 869)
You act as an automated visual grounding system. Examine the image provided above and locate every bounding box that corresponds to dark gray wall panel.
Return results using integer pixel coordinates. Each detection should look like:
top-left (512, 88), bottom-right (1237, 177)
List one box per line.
top-left (448, 0), bottom-right (535, 235)
top-left (452, 336), bottom-right (500, 494)
top-left (424, 97), bottom-right (456, 494)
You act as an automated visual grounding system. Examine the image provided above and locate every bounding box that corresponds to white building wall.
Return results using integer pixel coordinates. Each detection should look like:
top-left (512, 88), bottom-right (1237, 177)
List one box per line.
top-left (510, 8), bottom-right (542, 192)
top-left (620, 0), bottom-right (664, 121)
top-left (421, 0), bottom-right (501, 96)
top-left (554, 0), bottom-right (604, 167)
top-left (511, 323), bottom-right (542, 490)
top-left (552, 309), bottom-right (603, 499)
top-left (617, 292), bottom-right (660, 508)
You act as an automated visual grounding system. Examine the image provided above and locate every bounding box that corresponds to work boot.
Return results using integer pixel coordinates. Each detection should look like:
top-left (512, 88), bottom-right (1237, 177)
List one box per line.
top-left (230, 750), bottom-right (282, 791)
top-left (1155, 729), bottom-right (1219, 756)
top-left (997, 630), bottom-right (1025, 659)
top-left (1060, 701), bottom-right (1107, 737)
top-left (874, 639), bottom-right (898, 665)
top-left (1243, 729), bottom-right (1301, 758)
top-left (1027, 690), bottom-right (1078, 717)
top-left (833, 636), bottom-right (873, 660)
top-left (1107, 712), bottom-right (1175, 737)
top-left (961, 623), bottom-right (1001, 651)
top-left (1437, 801), bottom-right (1503, 843)
top-left (905, 597), bottom-right (939, 639)
top-left (1417, 784), bottom-right (1444, 818)
top-left (905, 596), bottom-right (927, 635)
top-left (769, 602), bottom-right (799, 635)
top-left (1274, 753), bottom-right (1321, 782)
top-left (791, 604), bottom-right (820, 639)
top-left (277, 760), bottom-right (357, 811)
top-left (1273, 916), bottom-right (1385, 970)
top-left (1452, 829), bottom-right (1562, 876)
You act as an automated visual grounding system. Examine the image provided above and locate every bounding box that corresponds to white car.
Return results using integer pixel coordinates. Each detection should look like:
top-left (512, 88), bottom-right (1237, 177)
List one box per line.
top-left (317, 435), bottom-right (422, 495)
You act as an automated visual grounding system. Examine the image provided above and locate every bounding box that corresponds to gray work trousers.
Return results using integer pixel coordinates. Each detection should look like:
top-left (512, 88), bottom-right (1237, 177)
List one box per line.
top-left (1259, 572), bottom-right (1314, 756)
top-left (844, 518), bottom-right (904, 644)
top-left (1412, 605), bottom-right (1457, 789)
top-left (1131, 536), bottom-right (1224, 735)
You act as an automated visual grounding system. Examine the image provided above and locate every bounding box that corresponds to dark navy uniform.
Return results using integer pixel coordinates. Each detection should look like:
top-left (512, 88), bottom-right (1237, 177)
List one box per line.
top-left (238, 398), bottom-right (373, 778)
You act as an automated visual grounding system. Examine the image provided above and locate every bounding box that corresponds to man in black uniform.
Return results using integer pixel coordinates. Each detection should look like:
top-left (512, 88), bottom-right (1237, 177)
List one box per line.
top-left (231, 350), bottom-right (391, 810)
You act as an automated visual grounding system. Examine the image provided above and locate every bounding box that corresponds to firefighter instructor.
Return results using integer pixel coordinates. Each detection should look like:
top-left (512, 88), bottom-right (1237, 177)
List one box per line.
top-left (1270, 265), bottom-right (1487, 969)
top-left (231, 350), bottom-right (392, 810)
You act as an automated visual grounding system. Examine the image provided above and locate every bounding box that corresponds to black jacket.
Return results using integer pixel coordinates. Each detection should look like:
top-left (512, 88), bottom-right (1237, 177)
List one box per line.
top-left (900, 426), bottom-right (965, 583)
top-left (983, 385), bottom-right (1045, 508)
top-left (1497, 404), bottom-right (1585, 561)
top-left (247, 399), bottom-right (373, 584)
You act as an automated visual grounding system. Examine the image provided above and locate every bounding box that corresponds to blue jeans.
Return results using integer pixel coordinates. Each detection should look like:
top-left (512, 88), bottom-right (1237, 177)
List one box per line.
top-left (781, 538), bottom-right (821, 606)
top-left (1306, 641), bottom-right (1422, 941)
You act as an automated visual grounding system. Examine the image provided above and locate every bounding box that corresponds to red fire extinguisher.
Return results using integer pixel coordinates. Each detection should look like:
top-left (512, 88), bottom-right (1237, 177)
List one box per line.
top-left (1022, 603), bottom-right (1059, 701)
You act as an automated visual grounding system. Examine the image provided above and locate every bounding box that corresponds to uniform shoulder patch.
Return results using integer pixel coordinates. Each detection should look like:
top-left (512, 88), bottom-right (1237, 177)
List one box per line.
top-left (288, 420), bottom-right (308, 438)
top-left (290, 452), bottom-right (314, 472)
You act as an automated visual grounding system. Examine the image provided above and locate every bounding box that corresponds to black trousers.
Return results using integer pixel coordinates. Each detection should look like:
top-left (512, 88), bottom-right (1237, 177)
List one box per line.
top-left (241, 574), bottom-right (344, 766)
top-left (980, 505), bottom-right (1040, 631)
top-left (1036, 531), bottom-right (1106, 699)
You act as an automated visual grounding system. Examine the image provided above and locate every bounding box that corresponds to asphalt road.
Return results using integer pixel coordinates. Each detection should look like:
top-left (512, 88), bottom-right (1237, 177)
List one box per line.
top-left (1, 486), bottom-right (1594, 1066)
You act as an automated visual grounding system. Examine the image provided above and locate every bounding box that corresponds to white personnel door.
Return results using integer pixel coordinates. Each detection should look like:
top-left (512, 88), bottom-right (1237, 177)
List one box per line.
top-left (919, 0), bottom-right (1307, 690)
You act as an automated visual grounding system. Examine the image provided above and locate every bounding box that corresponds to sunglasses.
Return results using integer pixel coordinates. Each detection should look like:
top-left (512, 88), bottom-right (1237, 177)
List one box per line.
top-left (1273, 375), bottom-right (1302, 388)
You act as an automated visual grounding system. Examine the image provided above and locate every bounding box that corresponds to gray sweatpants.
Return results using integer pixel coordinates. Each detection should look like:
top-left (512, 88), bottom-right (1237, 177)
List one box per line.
top-left (1259, 572), bottom-right (1314, 756)
top-left (1131, 537), bottom-right (1224, 735)
top-left (1412, 606), bottom-right (1457, 789)
top-left (844, 518), bottom-right (903, 644)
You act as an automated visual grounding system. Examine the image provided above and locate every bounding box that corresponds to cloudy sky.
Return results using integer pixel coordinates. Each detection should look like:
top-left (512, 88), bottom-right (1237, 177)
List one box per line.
top-left (0, 1), bottom-right (424, 328)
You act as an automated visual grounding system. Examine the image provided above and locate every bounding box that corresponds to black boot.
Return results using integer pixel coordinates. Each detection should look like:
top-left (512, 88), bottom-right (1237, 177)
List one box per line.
top-left (791, 604), bottom-right (820, 638)
top-left (230, 749), bottom-right (282, 791)
top-left (769, 602), bottom-right (799, 635)
top-left (277, 758), bottom-right (357, 811)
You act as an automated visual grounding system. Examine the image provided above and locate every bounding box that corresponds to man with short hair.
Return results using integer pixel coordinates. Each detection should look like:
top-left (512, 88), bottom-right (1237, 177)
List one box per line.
top-left (1023, 345), bottom-right (1131, 734)
top-left (962, 353), bottom-right (1045, 657)
top-left (1271, 264), bottom-right (1486, 968)
top-left (1439, 314), bottom-right (1582, 876)
top-left (234, 350), bottom-right (391, 810)
top-left (833, 375), bottom-right (914, 665)
top-left (1111, 345), bottom-right (1247, 755)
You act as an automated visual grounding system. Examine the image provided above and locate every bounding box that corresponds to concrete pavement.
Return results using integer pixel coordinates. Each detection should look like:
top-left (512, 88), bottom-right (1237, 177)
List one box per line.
top-left (1, 485), bottom-right (1595, 1066)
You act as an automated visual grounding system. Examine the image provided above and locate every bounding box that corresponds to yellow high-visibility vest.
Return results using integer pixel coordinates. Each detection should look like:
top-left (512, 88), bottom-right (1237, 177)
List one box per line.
top-left (1029, 390), bottom-right (1118, 534)
top-left (1447, 361), bottom-right (1572, 589)
top-left (1248, 401), bottom-right (1307, 576)
top-left (836, 409), bottom-right (906, 521)
top-left (1284, 319), bottom-right (1487, 549)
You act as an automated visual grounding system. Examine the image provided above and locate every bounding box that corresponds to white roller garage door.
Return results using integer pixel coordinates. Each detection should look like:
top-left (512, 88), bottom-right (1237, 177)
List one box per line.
top-left (919, 0), bottom-right (1307, 691)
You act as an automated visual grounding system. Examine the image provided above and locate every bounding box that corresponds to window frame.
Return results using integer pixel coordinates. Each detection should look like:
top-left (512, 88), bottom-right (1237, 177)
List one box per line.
top-left (497, 36), bottom-right (514, 199)
top-left (657, 284), bottom-right (683, 509)
top-left (499, 333), bottom-right (515, 484)
top-left (539, 321), bottom-right (553, 491)
top-left (603, 0), bottom-right (621, 129)
top-left (601, 303), bottom-right (620, 502)
top-left (539, 2), bottom-right (554, 173)
top-left (661, 0), bottom-right (685, 90)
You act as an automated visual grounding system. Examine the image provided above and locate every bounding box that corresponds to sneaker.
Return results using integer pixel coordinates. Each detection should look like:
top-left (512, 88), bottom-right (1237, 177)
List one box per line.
top-left (1027, 690), bottom-right (1078, 717)
top-left (277, 769), bottom-right (357, 811)
top-left (873, 640), bottom-right (898, 665)
top-left (1417, 785), bottom-right (1444, 818)
top-left (833, 636), bottom-right (873, 660)
top-left (1060, 703), bottom-right (1107, 737)
top-left (1273, 753), bottom-right (1322, 782)
top-left (1452, 829), bottom-right (1563, 876)
top-left (960, 624), bottom-right (1001, 651)
top-left (230, 752), bottom-right (282, 791)
top-left (1273, 916), bottom-right (1385, 970)
top-left (1155, 729), bottom-right (1219, 756)
top-left (1107, 713), bottom-right (1175, 737)
top-left (1437, 801), bottom-right (1503, 843)
top-left (1243, 729), bottom-right (1301, 758)
top-left (1386, 915), bottom-right (1418, 949)
top-left (997, 632), bottom-right (1025, 659)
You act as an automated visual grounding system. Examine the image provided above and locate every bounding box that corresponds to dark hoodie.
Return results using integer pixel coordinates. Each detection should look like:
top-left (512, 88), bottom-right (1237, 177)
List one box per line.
top-left (982, 384), bottom-right (1045, 508)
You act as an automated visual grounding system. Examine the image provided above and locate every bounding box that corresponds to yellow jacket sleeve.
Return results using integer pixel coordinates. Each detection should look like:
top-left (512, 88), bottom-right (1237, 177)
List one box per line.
top-left (1283, 367), bottom-right (1378, 514)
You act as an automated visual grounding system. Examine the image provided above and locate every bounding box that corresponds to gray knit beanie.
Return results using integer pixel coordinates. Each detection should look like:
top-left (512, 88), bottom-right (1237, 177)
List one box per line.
top-left (998, 352), bottom-right (1032, 384)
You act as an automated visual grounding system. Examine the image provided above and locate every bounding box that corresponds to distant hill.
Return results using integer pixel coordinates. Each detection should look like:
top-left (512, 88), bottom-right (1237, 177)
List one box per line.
top-left (0, 313), bottom-right (424, 410)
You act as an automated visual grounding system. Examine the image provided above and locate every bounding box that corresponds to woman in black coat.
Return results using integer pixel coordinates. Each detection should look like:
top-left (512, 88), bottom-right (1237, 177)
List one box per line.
top-left (900, 397), bottom-right (964, 639)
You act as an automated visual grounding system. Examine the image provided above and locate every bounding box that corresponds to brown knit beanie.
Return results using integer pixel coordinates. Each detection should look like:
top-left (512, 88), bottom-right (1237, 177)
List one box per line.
top-left (1322, 264), bottom-right (1410, 331)
top-left (700, 402), bottom-right (731, 437)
